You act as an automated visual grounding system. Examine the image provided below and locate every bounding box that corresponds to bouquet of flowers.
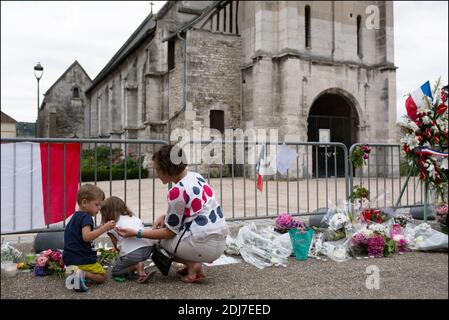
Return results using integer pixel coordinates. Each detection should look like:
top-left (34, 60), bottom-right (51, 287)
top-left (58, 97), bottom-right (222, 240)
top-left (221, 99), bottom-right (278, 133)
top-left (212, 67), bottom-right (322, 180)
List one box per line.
top-left (389, 223), bottom-right (408, 253)
top-left (274, 213), bottom-right (305, 233)
top-left (1, 242), bottom-right (22, 263)
top-left (436, 204), bottom-right (448, 234)
top-left (318, 209), bottom-right (353, 241)
top-left (34, 249), bottom-right (65, 277)
top-left (351, 145), bottom-right (371, 169)
top-left (393, 213), bottom-right (413, 228)
top-left (400, 79), bottom-right (448, 200)
top-left (97, 247), bottom-right (119, 267)
top-left (360, 208), bottom-right (391, 224)
top-left (349, 229), bottom-right (394, 258)
top-left (349, 185), bottom-right (369, 203)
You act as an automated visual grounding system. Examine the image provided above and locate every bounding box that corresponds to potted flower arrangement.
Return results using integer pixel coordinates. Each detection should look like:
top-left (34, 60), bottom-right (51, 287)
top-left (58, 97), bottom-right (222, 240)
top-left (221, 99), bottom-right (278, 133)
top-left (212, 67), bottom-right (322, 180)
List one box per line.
top-left (34, 249), bottom-right (65, 277)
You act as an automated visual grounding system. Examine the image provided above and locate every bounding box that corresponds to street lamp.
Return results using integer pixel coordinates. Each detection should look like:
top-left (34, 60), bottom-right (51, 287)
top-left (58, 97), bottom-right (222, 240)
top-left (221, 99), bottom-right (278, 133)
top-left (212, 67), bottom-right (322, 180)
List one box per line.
top-left (34, 62), bottom-right (43, 137)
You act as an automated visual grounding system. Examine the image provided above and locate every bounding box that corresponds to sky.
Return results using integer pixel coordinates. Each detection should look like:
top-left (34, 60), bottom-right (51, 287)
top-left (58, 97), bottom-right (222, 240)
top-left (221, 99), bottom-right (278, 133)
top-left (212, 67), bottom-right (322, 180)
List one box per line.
top-left (1, 1), bottom-right (448, 124)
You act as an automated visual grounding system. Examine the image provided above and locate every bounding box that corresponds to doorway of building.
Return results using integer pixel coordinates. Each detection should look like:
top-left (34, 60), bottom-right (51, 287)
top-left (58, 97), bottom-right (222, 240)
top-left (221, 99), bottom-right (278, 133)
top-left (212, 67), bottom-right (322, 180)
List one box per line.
top-left (307, 91), bottom-right (359, 177)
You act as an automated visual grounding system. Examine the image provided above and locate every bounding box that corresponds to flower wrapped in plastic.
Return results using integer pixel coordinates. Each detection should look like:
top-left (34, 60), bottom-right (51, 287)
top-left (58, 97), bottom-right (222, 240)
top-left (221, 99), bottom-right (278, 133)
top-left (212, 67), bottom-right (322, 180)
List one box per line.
top-left (389, 223), bottom-right (408, 253)
top-left (320, 206), bottom-right (354, 241)
top-left (1, 242), bottom-right (22, 263)
top-left (404, 222), bottom-right (448, 251)
top-left (233, 223), bottom-right (292, 269)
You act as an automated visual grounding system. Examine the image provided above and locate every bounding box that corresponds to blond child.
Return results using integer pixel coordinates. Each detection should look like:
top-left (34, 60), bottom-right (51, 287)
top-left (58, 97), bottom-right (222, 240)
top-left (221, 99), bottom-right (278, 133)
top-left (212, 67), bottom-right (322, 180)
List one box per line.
top-left (62, 184), bottom-right (115, 292)
top-left (101, 196), bottom-right (155, 283)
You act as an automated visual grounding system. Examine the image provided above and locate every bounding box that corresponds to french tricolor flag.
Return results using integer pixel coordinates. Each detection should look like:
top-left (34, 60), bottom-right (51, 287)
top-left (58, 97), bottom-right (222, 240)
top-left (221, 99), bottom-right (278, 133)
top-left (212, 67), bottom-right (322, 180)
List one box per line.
top-left (1, 142), bottom-right (80, 233)
top-left (405, 81), bottom-right (433, 122)
top-left (256, 144), bottom-right (265, 192)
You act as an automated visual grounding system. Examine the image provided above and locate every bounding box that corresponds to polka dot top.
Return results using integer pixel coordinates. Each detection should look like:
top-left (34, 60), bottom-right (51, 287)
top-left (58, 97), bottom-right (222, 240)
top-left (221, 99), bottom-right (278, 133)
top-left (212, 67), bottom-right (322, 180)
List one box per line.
top-left (164, 171), bottom-right (229, 239)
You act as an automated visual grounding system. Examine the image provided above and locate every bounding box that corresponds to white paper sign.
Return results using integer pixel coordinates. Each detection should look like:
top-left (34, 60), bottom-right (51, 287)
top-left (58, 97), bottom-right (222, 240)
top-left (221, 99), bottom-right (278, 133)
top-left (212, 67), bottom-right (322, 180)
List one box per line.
top-left (319, 129), bottom-right (330, 143)
top-left (276, 143), bottom-right (298, 175)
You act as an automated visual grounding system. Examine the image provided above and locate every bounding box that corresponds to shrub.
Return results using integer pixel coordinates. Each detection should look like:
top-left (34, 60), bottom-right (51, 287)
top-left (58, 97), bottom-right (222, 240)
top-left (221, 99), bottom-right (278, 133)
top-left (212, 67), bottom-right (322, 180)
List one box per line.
top-left (81, 146), bottom-right (148, 182)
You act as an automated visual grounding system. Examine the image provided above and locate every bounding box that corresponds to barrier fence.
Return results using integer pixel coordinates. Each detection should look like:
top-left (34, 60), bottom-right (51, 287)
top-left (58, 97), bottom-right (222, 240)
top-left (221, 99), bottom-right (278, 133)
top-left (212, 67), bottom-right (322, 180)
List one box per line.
top-left (1, 138), bottom-right (428, 235)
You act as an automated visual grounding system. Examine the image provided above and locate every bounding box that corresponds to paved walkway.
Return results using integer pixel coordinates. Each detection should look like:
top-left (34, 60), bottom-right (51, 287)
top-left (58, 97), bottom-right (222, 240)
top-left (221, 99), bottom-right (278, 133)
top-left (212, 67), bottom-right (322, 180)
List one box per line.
top-left (1, 244), bottom-right (447, 299)
top-left (85, 176), bottom-right (424, 225)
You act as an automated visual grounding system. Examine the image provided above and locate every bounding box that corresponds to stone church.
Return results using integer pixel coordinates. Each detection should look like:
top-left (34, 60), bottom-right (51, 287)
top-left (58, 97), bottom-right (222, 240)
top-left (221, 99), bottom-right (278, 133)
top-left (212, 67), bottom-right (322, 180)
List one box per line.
top-left (38, 0), bottom-right (397, 177)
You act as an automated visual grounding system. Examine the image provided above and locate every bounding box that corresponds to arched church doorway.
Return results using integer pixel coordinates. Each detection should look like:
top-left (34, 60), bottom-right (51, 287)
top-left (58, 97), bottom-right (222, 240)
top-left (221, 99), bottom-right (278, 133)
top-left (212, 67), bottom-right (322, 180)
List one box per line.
top-left (307, 91), bottom-right (359, 177)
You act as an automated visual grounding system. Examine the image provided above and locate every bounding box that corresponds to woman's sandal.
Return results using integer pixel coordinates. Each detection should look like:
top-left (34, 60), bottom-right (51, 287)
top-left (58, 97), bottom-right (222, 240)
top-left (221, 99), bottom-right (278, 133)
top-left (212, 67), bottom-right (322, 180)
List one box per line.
top-left (176, 267), bottom-right (189, 276)
top-left (181, 273), bottom-right (207, 284)
top-left (137, 270), bottom-right (156, 284)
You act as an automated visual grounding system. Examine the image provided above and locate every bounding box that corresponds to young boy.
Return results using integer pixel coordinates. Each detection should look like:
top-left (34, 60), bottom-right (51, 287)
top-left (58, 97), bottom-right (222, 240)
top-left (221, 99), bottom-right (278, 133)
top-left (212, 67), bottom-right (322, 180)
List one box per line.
top-left (62, 184), bottom-right (115, 292)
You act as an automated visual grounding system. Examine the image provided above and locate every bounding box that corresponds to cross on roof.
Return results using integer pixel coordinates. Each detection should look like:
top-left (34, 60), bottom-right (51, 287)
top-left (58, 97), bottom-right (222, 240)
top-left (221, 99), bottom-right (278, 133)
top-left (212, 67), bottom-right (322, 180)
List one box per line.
top-left (150, 1), bottom-right (154, 15)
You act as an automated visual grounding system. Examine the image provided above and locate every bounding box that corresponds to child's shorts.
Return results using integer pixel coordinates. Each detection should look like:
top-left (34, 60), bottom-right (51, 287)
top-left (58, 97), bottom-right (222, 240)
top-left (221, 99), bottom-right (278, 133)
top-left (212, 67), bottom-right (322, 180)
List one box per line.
top-left (77, 262), bottom-right (106, 275)
top-left (111, 246), bottom-right (154, 277)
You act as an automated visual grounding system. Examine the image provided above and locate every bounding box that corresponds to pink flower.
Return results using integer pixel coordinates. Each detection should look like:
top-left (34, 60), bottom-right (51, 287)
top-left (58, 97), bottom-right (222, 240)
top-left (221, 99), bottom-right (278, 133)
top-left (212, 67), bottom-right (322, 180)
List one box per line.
top-left (36, 256), bottom-right (48, 267)
top-left (276, 213), bottom-right (293, 229)
top-left (389, 223), bottom-right (403, 239)
top-left (40, 249), bottom-right (52, 258)
top-left (50, 251), bottom-right (62, 262)
top-left (367, 235), bottom-right (385, 257)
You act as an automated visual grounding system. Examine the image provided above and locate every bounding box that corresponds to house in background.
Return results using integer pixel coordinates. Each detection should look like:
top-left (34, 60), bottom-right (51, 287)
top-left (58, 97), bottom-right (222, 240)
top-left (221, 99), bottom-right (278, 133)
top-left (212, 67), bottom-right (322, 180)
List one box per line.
top-left (1, 111), bottom-right (17, 138)
top-left (37, 60), bottom-right (92, 138)
top-left (16, 122), bottom-right (36, 138)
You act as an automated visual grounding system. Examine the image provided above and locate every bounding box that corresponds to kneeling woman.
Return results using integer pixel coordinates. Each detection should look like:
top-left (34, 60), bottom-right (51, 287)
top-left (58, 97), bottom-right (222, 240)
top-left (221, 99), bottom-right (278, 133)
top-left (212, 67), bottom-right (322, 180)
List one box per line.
top-left (116, 144), bottom-right (229, 283)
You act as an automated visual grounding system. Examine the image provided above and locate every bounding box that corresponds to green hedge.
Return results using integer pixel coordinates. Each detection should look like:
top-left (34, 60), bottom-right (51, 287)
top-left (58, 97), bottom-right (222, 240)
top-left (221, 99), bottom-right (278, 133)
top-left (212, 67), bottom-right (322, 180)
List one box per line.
top-left (81, 167), bottom-right (149, 182)
top-left (81, 146), bottom-right (148, 182)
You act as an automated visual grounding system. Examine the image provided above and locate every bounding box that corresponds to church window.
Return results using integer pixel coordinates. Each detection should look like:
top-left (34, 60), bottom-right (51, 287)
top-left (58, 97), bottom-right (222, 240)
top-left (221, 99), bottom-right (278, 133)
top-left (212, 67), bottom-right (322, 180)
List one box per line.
top-left (168, 40), bottom-right (175, 71)
top-left (357, 15), bottom-right (362, 57)
top-left (210, 110), bottom-right (224, 134)
top-left (72, 87), bottom-right (80, 98)
top-left (305, 5), bottom-right (311, 48)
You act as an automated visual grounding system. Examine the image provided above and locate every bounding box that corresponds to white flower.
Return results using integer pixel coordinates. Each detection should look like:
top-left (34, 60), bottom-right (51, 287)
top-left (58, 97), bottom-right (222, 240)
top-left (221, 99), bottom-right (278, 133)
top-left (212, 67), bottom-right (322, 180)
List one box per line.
top-left (422, 116), bottom-right (431, 125)
top-left (369, 223), bottom-right (387, 234)
top-left (415, 236), bottom-right (424, 245)
top-left (426, 161), bottom-right (436, 179)
top-left (329, 213), bottom-right (348, 230)
top-left (362, 229), bottom-right (374, 238)
top-left (441, 158), bottom-right (448, 170)
top-left (415, 223), bottom-right (432, 236)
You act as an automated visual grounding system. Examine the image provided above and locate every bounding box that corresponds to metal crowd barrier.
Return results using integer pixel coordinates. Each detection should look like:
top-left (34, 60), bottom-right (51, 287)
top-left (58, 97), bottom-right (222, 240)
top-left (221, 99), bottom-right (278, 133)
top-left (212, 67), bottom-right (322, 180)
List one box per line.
top-left (348, 143), bottom-right (425, 209)
top-left (1, 138), bottom-right (426, 236)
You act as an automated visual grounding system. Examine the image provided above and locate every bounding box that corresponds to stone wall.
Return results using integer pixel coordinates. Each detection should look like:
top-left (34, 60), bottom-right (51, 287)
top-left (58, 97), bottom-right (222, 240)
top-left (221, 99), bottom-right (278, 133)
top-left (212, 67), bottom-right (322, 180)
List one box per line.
top-left (186, 29), bottom-right (242, 132)
top-left (38, 62), bottom-right (91, 138)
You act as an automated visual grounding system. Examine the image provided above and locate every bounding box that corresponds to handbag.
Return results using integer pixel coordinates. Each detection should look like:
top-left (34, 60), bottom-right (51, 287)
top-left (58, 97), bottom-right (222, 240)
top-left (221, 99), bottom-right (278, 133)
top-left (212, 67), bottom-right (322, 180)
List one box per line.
top-left (151, 224), bottom-right (190, 276)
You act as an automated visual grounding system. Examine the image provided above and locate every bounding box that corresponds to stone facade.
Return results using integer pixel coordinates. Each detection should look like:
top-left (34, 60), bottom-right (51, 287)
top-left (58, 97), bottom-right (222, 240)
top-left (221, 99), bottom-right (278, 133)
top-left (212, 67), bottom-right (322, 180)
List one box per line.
top-left (48, 1), bottom-right (398, 176)
top-left (37, 61), bottom-right (92, 138)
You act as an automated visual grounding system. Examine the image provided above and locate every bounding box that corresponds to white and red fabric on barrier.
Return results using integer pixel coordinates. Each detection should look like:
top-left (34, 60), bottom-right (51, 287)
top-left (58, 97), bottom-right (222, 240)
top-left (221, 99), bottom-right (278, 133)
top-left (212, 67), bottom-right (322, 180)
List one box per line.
top-left (1, 142), bottom-right (80, 233)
